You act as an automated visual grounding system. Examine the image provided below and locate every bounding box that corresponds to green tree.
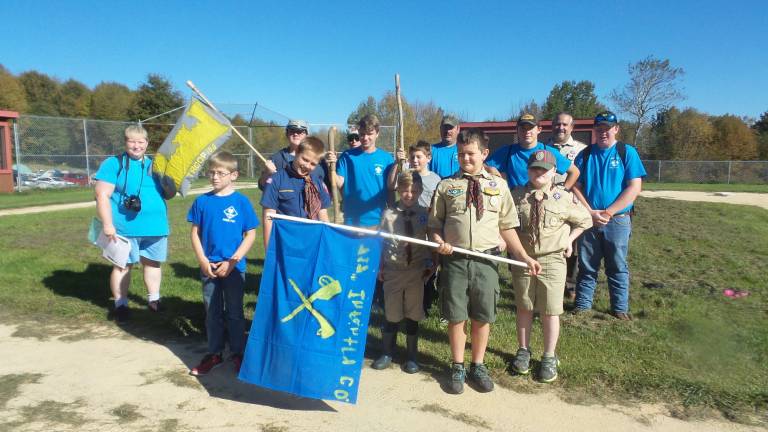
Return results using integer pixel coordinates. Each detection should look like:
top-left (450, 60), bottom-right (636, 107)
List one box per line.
top-left (510, 99), bottom-right (543, 121)
top-left (0, 65), bottom-right (29, 112)
top-left (542, 80), bottom-right (604, 120)
top-left (651, 107), bottom-right (715, 160)
top-left (127, 74), bottom-right (183, 122)
top-left (56, 79), bottom-right (91, 118)
top-left (711, 115), bottom-right (758, 160)
top-left (19, 71), bottom-right (61, 115)
top-left (347, 96), bottom-right (377, 125)
top-left (90, 82), bottom-right (134, 120)
top-left (751, 111), bottom-right (768, 159)
top-left (610, 56), bottom-right (685, 145)
top-left (347, 93), bottom-right (446, 147)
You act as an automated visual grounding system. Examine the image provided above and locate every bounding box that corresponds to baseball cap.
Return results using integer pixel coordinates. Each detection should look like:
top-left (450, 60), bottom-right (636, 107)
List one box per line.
top-left (441, 115), bottom-right (460, 128)
top-left (517, 113), bottom-right (539, 126)
top-left (527, 149), bottom-right (556, 170)
top-left (594, 111), bottom-right (618, 126)
top-left (286, 119), bottom-right (308, 131)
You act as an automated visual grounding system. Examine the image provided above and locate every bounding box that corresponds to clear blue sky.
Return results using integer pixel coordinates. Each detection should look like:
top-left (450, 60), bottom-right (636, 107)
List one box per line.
top-left (4, 0), bottom-right (767, 124)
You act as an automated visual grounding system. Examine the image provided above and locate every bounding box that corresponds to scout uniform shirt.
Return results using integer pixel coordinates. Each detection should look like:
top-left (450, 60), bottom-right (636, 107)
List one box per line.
top-left (511, 184), bottom-right (593, 257)
top-left (428, 169), bottom-right (518, 252)
top-left (548, 136), bottom-right (587, 185)
top-left (380, 203), bottom-right (431, 271)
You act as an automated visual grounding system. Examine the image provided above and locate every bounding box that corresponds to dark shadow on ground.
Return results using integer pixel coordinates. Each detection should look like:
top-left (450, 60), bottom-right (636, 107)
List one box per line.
top-left (42, 263), bottom-right (333, 412)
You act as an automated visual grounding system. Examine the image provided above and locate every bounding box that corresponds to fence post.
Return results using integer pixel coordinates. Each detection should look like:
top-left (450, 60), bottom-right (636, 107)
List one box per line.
top-left (83, 119), bottom-right (92, 182)
top-left (13, 117), bottom-right (22, 192)
top-left (248, 127), bottom-right (255, 178)
top-left (657, 160), bottom-right (662, 183)
top-left (727, 161), bottom-right (732, 184)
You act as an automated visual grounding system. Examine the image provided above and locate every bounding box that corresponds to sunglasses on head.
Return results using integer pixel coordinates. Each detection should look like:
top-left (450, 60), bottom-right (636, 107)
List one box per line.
top-left (594, 112), bottom-right (617, 124)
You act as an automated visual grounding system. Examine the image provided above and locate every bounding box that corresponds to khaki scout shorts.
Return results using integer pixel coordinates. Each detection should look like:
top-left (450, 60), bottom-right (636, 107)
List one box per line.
top-left (511, 252), bottom-right (566, 315)
top-left (438, 254), bottom-right (500, 323)
top-left (382, 267), bottom-right (425, 322)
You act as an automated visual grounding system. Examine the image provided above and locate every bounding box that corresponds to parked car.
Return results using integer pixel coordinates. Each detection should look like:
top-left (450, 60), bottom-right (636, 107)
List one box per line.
top-left (34, 177), bottom-right (75, 188)
top-left (62, 173), bottom-right (90, 186)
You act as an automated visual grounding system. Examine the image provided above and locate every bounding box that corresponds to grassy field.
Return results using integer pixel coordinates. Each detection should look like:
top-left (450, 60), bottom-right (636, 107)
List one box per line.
top-left (643, 182), bottom-right (768, 193)
top-left (0, 194), bottom-right (765, 425)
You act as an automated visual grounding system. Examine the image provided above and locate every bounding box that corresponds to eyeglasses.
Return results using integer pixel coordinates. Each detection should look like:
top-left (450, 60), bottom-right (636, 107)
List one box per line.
top-left (287, 128), bottom-right (307, 135)
top-left (347, 134), bottom-right (360, 142)
top-left (207, 170), bottom-right (232, 178)
top-left (594, 112), bottom-right (618, 125)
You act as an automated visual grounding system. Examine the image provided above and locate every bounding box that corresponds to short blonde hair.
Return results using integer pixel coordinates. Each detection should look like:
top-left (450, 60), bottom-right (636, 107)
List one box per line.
top-left (124, 124), bottom-right (148, 141)
top-left (396, 170), bottom-right (423, 191)
top-left (297, 136), bottom-right (325, 155)
top-left (208, 151), bottom-right (238, 172)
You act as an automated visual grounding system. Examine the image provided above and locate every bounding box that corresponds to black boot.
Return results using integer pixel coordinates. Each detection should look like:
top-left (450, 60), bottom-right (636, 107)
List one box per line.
top-left (372, 332), bottom-right (396, 369)
top-left (403, 335), bottom-right (420, 374)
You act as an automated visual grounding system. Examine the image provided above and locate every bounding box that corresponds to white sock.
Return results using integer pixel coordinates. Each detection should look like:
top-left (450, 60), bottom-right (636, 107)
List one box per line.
top-left (114, 297), bottom-right (128, 308)
top-left (148, 292), bottom-right (160, 302)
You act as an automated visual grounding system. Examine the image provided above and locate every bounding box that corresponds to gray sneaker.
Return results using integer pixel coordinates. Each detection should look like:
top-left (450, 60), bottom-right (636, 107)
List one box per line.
top-left (511, 347), bottom-right (531, 375)
top-left (468, 363), bottom-right (494, 392)
top-left (449, 363), bottom-right (466, 394)
top-left (539, 355), bottom-right (560, 383)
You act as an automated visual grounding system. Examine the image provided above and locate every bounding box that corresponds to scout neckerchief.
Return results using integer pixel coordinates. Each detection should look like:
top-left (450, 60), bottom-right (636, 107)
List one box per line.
top-left (403, 208), bottom-right (415, 264)
top-left (463, 173), bottom-right (484, 221)
top-left (527, 184), bottom-right (553, 249)
top-left (287, 164), bottom-right (322, 220)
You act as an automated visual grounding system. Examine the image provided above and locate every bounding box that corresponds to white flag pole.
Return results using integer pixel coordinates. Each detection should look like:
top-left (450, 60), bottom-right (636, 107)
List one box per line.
top-left (268, 213), bottom-right (528, 269)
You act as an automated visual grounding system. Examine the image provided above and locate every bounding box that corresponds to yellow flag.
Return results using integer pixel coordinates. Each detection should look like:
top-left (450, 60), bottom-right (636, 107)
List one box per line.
top-left (153, 97), bottom-right (232, 197)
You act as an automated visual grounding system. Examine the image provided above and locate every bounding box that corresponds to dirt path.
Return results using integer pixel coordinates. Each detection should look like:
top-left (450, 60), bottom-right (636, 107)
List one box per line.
top-left (0, 184), bottom-right (260, 217)
top-left (1, 321), bottom-right (761, 432)
top-left (640, 190), bottom-right (768, 210)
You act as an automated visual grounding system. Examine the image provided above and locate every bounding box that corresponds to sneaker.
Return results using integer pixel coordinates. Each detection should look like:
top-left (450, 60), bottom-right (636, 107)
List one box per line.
top-left (371, 354), bottom-right (392, 370)
top-left (114, 305), bottom-right (130, 323)
top-left (468, 363), bottom-right (494, 392)
top-left (511, 347), bottom-right (531, 375)
top-left (147, 300), bottom-right (162, 312)
top-left (449, 363), bottom-right (466, 395)
top-left (611, 311), bottom-right (632, 321)
top-left (231, 354), bottom-right (243, 374)
top-left (190, 354), bottom-right (223, 376)
top-left (539, 355), bottom-right (560, 383)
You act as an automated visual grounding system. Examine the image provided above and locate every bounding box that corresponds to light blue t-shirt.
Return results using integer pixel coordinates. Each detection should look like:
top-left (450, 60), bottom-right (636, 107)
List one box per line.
top-left (94, 154), bottom-right (169, 237)
top-left (187, 191), bottom-right (260, 273)
top-left (575, 143), bottom-right (647, 214)
top-left (336, 147), bottom-right (394, 226)
top-left (487, 142), bottom-right (572, 189)
top-left (429, 141), bottom-right (459, 179)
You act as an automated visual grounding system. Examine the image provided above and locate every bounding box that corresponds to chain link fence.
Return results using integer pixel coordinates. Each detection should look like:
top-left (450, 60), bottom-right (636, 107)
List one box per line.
top-left (642, 160), bottom-right (768, 184)
top-left (10, 114), bottom-right (396, 191)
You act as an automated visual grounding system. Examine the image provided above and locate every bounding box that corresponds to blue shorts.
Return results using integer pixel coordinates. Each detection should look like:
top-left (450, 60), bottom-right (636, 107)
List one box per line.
top-left (127, 236), bottom-right (168, 264)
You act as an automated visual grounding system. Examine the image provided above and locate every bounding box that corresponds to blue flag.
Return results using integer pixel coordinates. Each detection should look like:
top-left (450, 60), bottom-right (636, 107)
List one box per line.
top-left (239, 219), bottom-right (382, 404)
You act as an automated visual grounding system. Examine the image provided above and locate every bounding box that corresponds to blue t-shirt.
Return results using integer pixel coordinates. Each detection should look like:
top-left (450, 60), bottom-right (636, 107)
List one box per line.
top-left (260, 147), bottom-right (328, 189)
top-left (429, 141), bottom-right (459, 179)
top-left (487, 142), bottom-right (572, 189)
top-left (336, 147), bottom-right (394, 226)
top-left (260, 168), bottom-right (332, 217)
top-left (575, 143), bottom-right (647, 214)
top-left (187, 191), bottom-right (260, 273)
top-left (94, 154), bottom-right (169, 237)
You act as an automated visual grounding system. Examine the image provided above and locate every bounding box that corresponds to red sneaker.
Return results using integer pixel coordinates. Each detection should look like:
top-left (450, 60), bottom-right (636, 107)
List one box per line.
top-left (231, 354), bottom-right (243, 374)
top-left (190, 354), bottom-right (223, 376)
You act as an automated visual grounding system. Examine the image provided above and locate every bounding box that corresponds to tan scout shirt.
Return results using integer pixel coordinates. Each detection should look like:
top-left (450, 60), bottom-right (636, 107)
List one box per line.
top-left (428, 169), bottom-right (518, 252)
top-left (548, 136), bottom-right (587, 184)
top-left (380, 203), bottom-right (431, 270)
top-left (512, 184), bottom-right (592, 257)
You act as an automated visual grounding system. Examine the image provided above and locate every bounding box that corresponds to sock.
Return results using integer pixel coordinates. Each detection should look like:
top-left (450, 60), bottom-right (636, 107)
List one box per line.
top-left (543, 352), bottom-right (555, 358)
top-left (114, 297), bottom-right (128, 308)
top-left (148, 292), bottom-right (160, 302)
top-left (453, 361), bottom-right (464, 368)
top-left (519, 346), bottom-right (529, 352)
top-left (470, 362), bottom-right (483, 367)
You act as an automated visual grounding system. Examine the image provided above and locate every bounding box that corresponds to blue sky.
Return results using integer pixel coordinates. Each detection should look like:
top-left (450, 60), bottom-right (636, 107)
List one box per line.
top-left (4, 0), bottom-right (767, 124)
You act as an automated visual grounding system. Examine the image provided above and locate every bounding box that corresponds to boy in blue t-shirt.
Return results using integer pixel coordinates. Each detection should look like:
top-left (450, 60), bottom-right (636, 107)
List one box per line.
top-left (329, 114), bottom-right (394, 228)
top-left (260, 136), bottom-right (331, 248)
top-left (188, 151), bottom-right (259, 376)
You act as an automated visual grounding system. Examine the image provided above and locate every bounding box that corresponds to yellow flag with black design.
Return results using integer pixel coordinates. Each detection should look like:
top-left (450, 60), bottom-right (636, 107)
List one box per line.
top-left (152, 97), bottom-right (232, 198)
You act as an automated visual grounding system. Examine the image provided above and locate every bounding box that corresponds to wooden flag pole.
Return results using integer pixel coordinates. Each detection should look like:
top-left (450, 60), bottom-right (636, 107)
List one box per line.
top-left (328, 126), bottom-right (343, 223)
top-left (186, 80), bottom-right (269, 165)
top-left (394, 74), bottom-right (406, 172)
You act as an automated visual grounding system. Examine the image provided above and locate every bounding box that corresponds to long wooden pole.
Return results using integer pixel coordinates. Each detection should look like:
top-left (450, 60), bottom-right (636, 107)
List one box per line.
top-left (269, 213), bottom-right (528, 268)
top-left (394, 74), bottom-right (405, 172)
top-left (186, 80), bottom-right (269, 165)
top-left (327, 126), bottom-right (342, 223)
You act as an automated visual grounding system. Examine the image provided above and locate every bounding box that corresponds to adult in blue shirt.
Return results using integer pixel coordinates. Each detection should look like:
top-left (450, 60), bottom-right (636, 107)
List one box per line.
top-left (486, 113), bottom-right (580, 190)
top-left (327, 114), bottom-right (394, 228)
top-left (94, 125), bottom-right (169, 322)
top-left (429, 115), bottom-right (461, 179)
top-left (572, 111), bottom-right (646, 320)
top-left (258, 119), bottom-right (328, 189)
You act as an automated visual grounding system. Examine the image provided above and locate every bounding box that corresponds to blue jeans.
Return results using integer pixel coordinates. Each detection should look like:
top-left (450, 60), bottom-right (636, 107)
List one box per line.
top-left (202, 270), bottom-right (246, 355)
top-left (575, 215), bottom-right (633, 313)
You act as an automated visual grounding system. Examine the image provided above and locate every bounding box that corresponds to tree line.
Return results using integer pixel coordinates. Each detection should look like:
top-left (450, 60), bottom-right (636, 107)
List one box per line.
top-left (1, 60), bottom-right (766, 160)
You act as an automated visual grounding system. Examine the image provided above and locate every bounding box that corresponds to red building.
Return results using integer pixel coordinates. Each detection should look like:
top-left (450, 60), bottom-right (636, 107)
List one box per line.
top-left (0, 111), bottom-right (19, 193)
top-left (459, 118), bottom-right (595, 154)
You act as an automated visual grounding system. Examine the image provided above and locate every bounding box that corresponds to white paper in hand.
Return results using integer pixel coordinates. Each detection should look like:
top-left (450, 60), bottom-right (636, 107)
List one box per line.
top-left (96, 232), bottom-right (131, 269)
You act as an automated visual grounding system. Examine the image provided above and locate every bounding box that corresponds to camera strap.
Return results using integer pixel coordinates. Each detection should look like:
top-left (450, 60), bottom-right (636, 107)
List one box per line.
top-left (119, 152), bottom-right (146, 202)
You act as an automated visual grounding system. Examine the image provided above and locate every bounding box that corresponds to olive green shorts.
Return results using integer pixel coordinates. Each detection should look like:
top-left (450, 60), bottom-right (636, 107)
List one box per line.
top-left (511, 252), bottom-right (566, 315)
top-left (438, 254), bottom-right (500, 323)
top-left (381, 267), bottom-right (425, 322)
